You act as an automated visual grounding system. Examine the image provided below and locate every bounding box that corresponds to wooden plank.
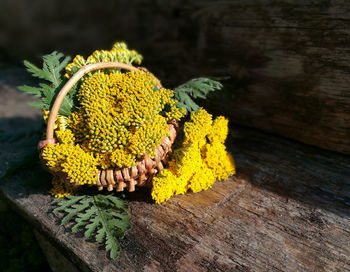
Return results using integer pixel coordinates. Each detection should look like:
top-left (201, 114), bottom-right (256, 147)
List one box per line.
top-left (1, 126), bottom-right (350, 272)
top-left (0, 81), bottom-right (349, 271)
top-left (33, 230), bottom-right (80, 272)
top-left (191, 0), bottom-right (350, 155)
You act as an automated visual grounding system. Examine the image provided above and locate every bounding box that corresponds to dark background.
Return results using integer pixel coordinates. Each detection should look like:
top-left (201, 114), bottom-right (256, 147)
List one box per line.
top-left (0, 0), bottom-right (206, 86)
top-left (1, 0), bottom-right (350, 155)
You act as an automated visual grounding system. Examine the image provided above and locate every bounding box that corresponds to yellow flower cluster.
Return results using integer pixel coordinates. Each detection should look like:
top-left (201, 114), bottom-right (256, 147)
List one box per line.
top-left (110, 148), bottom-right (136, 168)
top-left (67, 70), bottom-right (184, 168)
top-left (56, 129), bottom-right (75, 144)
top-left (165, 102), bottom-right (186, 121)
top-left (42, 129), bottom-right (99, 185)
top-left (151, 108), bottom-right (235, 204)
top-left (43, 52), bottom-right (185, 197)
top-left (151, 170), bottom-right (177, 203)
top-left (67, 110), bottom-right (87, 143)
top-left (183, 107), bottom-right (213, 147)
top-left (43, 109), bottom-right (68, 131)
top-left (49, 177), bottom-right (79, 198)
top-left (42, 143), bottom-right (71, 172)
top-left (64, 42), bottom-right (143, 78)
top-left (128, 115), bottom-right (169, 158)
top-left (61, 145), bottom-right (99, 185)
top-left (202, 142), bottom-right (236, 181)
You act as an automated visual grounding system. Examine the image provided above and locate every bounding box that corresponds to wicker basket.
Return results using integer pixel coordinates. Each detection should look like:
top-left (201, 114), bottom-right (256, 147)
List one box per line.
top-left (38, 62), bottom-right (178, 192)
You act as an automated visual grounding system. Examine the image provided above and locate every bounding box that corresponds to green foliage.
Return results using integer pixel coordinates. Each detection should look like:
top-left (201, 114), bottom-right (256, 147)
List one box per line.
top-left (53, 194), bottom-right (132, 259)
top-left (18, 52), bottom-right (76, 116)
top-left (174, 77), bottom-right (223, 113)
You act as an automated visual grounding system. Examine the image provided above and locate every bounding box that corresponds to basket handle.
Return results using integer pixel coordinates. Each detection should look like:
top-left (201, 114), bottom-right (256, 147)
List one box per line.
top-left (45, 62), bottom-right (139, 140)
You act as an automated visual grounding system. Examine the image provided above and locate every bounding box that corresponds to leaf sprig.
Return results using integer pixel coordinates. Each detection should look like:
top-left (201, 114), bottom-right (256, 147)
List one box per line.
top-left (174, 77), bottom-right (223, 113)
top-left (18, 51), bottom-right (76, 116)
top-left (53, 194), bottom-right (132, 259)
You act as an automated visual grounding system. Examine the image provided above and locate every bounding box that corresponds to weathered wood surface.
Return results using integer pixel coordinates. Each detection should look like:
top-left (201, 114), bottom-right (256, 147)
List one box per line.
top-left (1, 0), bottom-right (350, 154)
top-left (196, 0), bottom-right (350, 155)
top-left (0, 79), bottom-right (349, 271)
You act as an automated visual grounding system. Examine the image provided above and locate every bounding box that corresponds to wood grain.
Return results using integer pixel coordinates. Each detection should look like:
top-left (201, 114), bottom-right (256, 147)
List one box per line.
top-left (1, 49), bottom-right (350, 271)
top-left (192, 0), bottom-right (350, 155)
top-left (1, 119), bottom-right (349, 271)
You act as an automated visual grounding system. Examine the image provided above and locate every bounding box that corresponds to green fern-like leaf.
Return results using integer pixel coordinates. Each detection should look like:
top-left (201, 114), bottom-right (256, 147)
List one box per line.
top-left (174, 77), bottom-right (223, 113)
top-left (19, 52), bottom-right (74, 116)
top-left (53, 194), bottom-right (131, 259)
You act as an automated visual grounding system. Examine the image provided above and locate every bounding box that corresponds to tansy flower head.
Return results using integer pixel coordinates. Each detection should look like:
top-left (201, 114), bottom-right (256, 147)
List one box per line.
top-left (110, 148), bottom-right (136, 168)
top-left (42, 43), bottom-right (235, 203)
top-left (151, 108), bottom-right (235, 204)
top-left (64, 42), bottom-right (143, 78)
top-left (183, 108), bottom-right (213, 147)
top-left (63, 70), bottom-right (184, 169)
top-left (49, 177), bottom-right (79, 198)
top-left (43, 56), bottom-right (185, 192)
top-left (56, 129), bottom-right (75, 144)
top-left (207, 116), bottom-right (229, 144)
top-left (61, 145), bottom-right (98, 185)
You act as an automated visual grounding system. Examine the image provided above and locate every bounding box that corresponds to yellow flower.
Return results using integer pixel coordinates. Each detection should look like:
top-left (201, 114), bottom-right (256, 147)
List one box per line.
top-left (43, 109), bottom-right (49, 124)
top-left (42, 110), bottom-right (67, 131)
top-left (110, 148), bottom-right (136, 168)
top-left (64, 42), bottom-right (143, 78)
top-left (94, 153), bottom-right (113, 170)
top-left (151, 108), bottom-right (235, 204)
top-left (61, 145), bottom-right (98, 185)
top-left (188, 163), bottom-right (216, 193)
top-left (42, 142), bottom-right (98, 185)
top-left (49, 176), bottom-right (79, 198)
top-left (55, 129), bottom-right (75, 144)
top-left (64, 70), bottom-right (184, 168)
top-left (152, 170), bottom-right (177, 204)
top-left (183, 108), bottom-right (213, 147)
top-left (202, 142), bottom-right (236, 181)
top-left (207, 116), bottom-right (229, 144)
top-left (165, 102), bottom-right (186, 121)
top-left (42, 143), bottom-right (72, 172)
top-left (67, 109), bottom-right (87, 143)
top-left (128, 115), bottom-right (169, 158)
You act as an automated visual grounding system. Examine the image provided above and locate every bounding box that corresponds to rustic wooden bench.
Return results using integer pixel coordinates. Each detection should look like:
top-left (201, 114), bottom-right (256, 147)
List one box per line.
top-left (0, 72), bottom-right (349, 271)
